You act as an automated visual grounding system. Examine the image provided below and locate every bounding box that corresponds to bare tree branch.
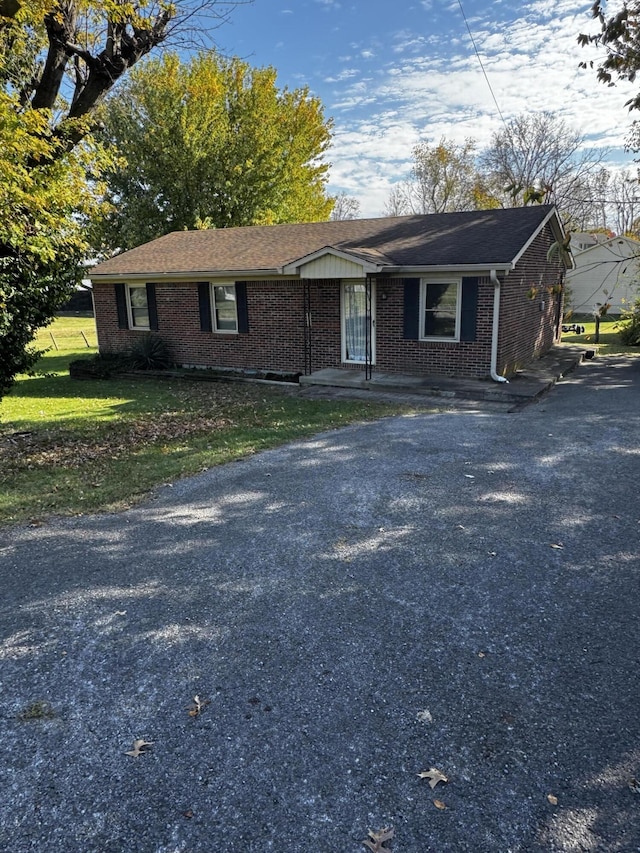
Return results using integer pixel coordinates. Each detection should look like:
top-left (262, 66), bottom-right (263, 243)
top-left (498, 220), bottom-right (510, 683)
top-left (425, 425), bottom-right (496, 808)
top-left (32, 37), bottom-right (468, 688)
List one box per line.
top-left (31, 2), bottom-right (78, 111)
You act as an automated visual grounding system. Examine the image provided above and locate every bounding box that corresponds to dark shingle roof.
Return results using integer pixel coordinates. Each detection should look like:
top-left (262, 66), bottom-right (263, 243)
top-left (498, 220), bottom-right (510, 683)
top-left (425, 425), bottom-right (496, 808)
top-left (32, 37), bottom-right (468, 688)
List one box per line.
top-left (90, 206), bottom-right (558, 278)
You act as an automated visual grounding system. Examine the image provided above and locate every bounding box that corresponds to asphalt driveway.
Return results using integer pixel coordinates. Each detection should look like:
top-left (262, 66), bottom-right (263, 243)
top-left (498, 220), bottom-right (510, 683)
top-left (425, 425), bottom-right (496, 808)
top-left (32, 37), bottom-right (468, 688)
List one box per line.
top-left (1, 356), bottom-right (639, 852)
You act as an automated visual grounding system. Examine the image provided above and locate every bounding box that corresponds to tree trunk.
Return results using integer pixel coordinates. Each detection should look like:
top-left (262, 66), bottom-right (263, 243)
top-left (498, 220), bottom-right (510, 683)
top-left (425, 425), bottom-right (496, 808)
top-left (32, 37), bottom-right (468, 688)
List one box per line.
top-left (31, 3), bottom-right (78, 111)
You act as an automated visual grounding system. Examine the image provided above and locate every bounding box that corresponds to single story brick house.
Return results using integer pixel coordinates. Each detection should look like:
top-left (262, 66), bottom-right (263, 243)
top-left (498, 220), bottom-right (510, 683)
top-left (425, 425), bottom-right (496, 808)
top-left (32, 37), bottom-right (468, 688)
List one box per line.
top-left (89, 204), bottom-right (569, 382)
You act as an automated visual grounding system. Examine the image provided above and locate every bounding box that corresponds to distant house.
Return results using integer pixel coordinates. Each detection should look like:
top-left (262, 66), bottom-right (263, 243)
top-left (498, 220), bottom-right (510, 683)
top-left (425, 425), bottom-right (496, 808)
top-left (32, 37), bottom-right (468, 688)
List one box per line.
top-left (570, 232), bottom-right (610, 252)
top-left (89, 205), bottom-right (570, 382)
top-left (60, 281), bottom-right (93, 314)
top-left (567, 235), bottom-right (640, 315)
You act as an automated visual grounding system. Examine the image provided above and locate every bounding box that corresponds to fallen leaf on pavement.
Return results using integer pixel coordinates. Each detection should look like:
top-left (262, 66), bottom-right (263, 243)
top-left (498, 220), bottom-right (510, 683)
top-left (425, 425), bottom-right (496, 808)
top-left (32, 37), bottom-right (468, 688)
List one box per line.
top-left (188, 695), bottom-right (211, 717)
top-left (550, 543), bottom-right (564, 550)
top-left (125, 738), bottom-right (153, 757)
top-left (362, 826), bottom-right (394, 852)
top-left (547, 794), bottom-right (558, 805)
top-left (17, 700), bottom-right (55, 721)
top-left (433, 799), bottom-right (447, 810)
top-left (418, 768), bottom-right (449, 789)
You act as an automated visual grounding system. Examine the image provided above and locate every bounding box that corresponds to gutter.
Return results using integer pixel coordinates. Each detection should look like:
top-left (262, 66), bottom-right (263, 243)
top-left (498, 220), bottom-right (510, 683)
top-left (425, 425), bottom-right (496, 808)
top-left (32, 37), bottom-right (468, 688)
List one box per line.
top-left (89, 269), bottom-right (293, 283)
top-left (490, 269), bottom-right (509, 384)
top-left (90, 263), bottom-right (514, 283)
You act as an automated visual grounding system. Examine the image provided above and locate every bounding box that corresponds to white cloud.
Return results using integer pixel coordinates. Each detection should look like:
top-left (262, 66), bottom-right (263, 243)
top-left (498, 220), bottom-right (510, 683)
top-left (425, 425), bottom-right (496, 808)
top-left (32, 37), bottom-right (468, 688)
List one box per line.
top-left (324, 68), bottom-right (360, 83)
top-left (324, 1), bottom-right (639, 216)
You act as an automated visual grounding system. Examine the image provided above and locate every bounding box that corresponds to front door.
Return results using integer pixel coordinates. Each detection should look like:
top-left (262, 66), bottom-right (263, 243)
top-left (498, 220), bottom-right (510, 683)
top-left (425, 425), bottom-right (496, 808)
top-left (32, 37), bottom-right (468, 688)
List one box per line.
top-left (341, 281), bottom-right (376, 364)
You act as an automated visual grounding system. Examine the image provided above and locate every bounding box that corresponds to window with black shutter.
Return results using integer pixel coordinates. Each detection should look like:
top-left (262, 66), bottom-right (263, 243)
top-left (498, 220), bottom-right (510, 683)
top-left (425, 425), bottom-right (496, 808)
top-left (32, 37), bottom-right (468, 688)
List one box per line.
top-left (403, 277), bottom-right (478, 342)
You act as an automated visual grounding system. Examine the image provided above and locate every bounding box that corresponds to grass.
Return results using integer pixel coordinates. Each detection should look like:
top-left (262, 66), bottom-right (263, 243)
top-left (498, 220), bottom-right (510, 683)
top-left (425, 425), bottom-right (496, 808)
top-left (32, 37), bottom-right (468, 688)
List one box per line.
top-left (0, 316), bottom-right (420, 526)
top-left (560, 315), bottom-right (640, 356)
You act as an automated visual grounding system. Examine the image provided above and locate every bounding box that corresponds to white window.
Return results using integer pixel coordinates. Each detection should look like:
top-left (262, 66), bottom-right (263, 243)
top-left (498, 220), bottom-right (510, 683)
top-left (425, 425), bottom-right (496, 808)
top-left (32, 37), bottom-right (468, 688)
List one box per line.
top-left (212, 284), bottom-right (238, 333)
top-left (420, 280), bottom-right (461, 341)
top-left (127, 285), bottom-right (150, 329)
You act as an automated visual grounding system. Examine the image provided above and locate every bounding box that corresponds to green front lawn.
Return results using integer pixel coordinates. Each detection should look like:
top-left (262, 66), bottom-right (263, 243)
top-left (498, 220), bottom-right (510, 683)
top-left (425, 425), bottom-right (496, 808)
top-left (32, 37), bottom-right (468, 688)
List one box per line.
top-left (560, 316), bottom-right (640, 356)
top-left (1, 317), bottom-right (419, 526)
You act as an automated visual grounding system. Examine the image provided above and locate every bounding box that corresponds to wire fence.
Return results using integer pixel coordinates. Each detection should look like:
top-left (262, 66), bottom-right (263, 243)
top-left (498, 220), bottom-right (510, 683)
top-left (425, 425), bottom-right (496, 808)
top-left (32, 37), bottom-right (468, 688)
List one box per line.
top-left (35, 324), bottom-right (98, 352)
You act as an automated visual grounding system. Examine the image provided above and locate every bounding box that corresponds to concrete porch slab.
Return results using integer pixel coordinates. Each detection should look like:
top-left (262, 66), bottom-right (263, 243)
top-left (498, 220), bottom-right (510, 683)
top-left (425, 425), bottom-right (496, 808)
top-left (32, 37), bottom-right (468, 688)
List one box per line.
top-left (298, 345), bottom-right (589, 405)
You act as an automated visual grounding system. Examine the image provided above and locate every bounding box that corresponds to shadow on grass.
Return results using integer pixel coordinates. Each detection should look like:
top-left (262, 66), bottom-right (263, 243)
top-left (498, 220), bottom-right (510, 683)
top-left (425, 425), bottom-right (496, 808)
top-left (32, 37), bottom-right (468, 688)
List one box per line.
top-left (8, 371), bottom-right (172, 403)
top-left (2, 371), bottom-right (189, 433)
top-left (22, 350), bottom-right (96, 379)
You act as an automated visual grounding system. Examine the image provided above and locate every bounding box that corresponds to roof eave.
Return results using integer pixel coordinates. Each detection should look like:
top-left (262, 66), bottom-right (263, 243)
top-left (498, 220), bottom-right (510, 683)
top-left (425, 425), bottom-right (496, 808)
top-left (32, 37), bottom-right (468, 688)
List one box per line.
top-left (391, 264), bottom-right (512, 275)
top-left (510, 206), bottom-right (570, 269)
top-left (89, 268), bottom-right (284, 283)
top-left (90, 263), bottom-right (516, 283)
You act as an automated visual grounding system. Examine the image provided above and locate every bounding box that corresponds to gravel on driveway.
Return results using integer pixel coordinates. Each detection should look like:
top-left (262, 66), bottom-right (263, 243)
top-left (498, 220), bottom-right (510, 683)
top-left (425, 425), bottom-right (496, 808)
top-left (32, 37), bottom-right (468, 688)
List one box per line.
top-left (1, 356), bottom-right (639, 852)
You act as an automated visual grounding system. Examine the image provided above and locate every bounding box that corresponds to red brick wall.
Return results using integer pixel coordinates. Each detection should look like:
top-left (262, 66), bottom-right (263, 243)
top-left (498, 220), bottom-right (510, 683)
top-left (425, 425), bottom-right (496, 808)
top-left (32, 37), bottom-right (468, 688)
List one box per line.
top-left (308, 281), bottom-right (341, 370)
top-left (372, 277), bottom-right (494, 378)
top-left (93, 246), bottom-right (563, 380)
top-left (497, 223), bottom-right (564, 376)
top-left (94, 280), bottom-right (309, 372)
top-left (94, 278), bottom-right (495, 378)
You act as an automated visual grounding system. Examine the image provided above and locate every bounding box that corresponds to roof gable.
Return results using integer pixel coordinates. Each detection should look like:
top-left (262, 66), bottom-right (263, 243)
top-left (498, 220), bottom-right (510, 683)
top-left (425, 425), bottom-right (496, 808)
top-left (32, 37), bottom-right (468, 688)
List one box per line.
top-left (571, 235), bottom-right (640, 258)
top-left (281, 246), bottom-right (394, 277)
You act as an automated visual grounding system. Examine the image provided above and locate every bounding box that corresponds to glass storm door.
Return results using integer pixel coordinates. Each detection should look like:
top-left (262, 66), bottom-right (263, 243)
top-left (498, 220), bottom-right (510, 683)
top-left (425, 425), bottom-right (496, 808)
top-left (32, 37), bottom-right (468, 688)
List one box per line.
top-left (342, 281), bottom-right (375, 364)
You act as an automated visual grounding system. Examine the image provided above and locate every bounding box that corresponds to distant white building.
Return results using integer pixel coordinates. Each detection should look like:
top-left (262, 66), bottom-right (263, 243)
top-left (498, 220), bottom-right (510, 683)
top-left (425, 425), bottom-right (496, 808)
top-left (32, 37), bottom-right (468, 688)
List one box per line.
top-left (569, 232), bottom-right (610, 252)
top-left (567, 235), bottom-right (640, 315)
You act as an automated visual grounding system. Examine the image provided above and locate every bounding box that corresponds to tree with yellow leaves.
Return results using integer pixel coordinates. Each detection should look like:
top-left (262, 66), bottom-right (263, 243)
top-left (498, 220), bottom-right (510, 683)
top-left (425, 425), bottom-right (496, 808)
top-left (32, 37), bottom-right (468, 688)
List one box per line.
top-left (0, 0), bottom-right (242, 400)
top-left (90, 52), bottom-right (333, 253)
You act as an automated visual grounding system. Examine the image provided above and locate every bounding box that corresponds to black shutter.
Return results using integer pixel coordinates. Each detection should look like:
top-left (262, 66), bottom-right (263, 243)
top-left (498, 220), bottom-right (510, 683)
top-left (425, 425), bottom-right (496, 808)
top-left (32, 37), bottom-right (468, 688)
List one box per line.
top-left (198, 282), bottom-right (212, 332)
top-left (115, 283), bottom-right (128, 329)
top-left (403, 278), bottom-right (420, 339)
top-left (236, 281), bottom-right (249, 334)
top-left (460, 277), bottom-right (479, 342)
top-left (146, 283), bottom-right (159, 331)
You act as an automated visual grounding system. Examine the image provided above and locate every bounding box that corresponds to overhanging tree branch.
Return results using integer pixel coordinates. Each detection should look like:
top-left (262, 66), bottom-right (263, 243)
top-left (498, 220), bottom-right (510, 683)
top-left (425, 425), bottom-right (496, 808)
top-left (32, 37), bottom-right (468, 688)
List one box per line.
top-left (0, 0), bottom-right (249, 401)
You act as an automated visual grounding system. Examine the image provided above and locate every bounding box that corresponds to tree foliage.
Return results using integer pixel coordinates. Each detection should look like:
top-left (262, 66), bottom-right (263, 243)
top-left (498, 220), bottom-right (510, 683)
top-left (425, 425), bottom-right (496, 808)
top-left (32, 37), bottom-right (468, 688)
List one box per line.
top-left (579, 1), bottom-right (640, 217)
top-left (0, 0), bottom-right (240, 401)
top-left (384, 138), bottom-right (489, 216)
top-left (92, 52), bottom-right (333, 252)
top-left (330, 191), bottom-right (361, 221)
top-left (597, 167), bottom-right (640, 235)
top-left (617, 295), bottom-right (640, 345)
top-left (384, 119), bottom-right (605, 227)
top-left (480, 113), bottom-right (605, 227)
top-left (578, 1), bottom-right (640, 113)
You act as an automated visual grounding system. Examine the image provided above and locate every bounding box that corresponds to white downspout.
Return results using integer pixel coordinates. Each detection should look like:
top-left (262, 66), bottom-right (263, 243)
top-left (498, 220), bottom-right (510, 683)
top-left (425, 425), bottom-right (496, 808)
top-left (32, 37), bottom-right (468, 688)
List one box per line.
top-left (490, 269), bottom-right (509, 383)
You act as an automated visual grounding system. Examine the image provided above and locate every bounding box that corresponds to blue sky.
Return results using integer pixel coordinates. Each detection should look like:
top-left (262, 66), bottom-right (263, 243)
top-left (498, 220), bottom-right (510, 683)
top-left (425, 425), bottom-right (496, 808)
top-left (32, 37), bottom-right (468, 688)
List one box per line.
top-left (214, 0), bottom-right (638, 216)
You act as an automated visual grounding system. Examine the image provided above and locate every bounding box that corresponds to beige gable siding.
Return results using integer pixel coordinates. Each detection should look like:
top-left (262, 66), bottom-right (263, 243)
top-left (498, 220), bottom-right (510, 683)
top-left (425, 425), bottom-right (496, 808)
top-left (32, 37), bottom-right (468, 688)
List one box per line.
top-left (297, 254), bottom-right (366, 279)
top-left (567, 239), bottom-right (640, 314)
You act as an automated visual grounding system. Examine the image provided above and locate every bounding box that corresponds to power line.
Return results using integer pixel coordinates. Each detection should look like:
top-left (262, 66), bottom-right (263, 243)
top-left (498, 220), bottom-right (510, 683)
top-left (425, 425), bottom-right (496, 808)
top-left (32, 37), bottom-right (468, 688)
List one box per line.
top-left (457, 0), bottom-right (507, 128)
top-left (562, 194), bottom-right (640, 204)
